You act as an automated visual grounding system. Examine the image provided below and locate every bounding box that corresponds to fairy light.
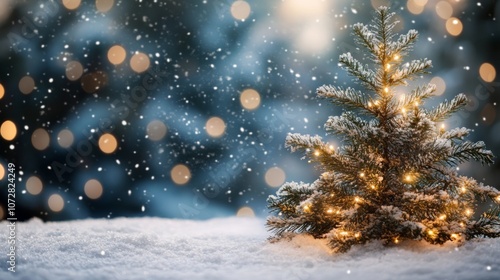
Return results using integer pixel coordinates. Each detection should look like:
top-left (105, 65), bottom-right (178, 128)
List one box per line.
top-left (384, 87), bottom-right (389, 93)
top-left (354, 196), bottom-right (361, 203)
top-left (314, 150), bottom-right (320, 156)
top-left (394, 237), bottom-right (400, 244)
top-left (401, 107), bottom-right (407, 114)
top-left (359, 172), bottom-right (365, 178)
top-left (370, 184), bottom-right (376, 190)
top-left (340, 231), bottom-right (349, 236)
top-left (495, 196), bottom-right (500, 202)
top-left (451, 233), bottom-right (459, 240)
top-left (460, 186), bottom-right (467, 193)
top-left (385, 63), bottom-right (391, 70)
top-left (354, 233), bottom-right (361, 238)
top-left (327, 208), bottom-right (334, 214)
top-left (329, 145), bottom-right (335, 151)
top-left (427, 229), bottom-right (435, 237)
top-left (374, 100), bottom-right (380, 106)
top-left (368, 101), bottom-right (373, 108)
top-left (393, 54), bottom-right (400, 61)
top-left (303, 204), bottom-right (311, 212)
top-left (404, 173), bottom-right (413, 183)
top-left (465, 209), bottom-right (472, 216)
top-left (439, 214), bottom-right (446, 220)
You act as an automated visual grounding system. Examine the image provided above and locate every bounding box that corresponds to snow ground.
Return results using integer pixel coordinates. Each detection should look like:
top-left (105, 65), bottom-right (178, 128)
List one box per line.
top-left (1, 217), bottom-right (499, 280)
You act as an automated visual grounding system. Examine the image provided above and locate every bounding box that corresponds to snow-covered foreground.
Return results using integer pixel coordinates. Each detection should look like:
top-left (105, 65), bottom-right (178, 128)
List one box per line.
top-left (1, 217), bottom-right (499, 280)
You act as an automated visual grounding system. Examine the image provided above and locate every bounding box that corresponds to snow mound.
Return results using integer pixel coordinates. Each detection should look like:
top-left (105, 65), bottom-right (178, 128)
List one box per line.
top-left (1, 217), bottom-right (499, 280)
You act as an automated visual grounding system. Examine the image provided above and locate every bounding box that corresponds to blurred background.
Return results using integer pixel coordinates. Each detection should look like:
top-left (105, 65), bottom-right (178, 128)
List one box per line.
top-left (0, 0), bottom-right (498, 221)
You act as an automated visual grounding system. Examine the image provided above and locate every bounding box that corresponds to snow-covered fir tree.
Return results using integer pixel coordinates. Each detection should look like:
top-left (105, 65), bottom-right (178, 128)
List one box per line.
top-left (267, 6), bottom-right (500, 253)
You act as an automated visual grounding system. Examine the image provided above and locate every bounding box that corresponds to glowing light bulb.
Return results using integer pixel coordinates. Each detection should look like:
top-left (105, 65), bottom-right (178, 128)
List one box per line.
top-left (329, 145), bottom-right (335, 151)
top-left (496, 196), bottom-right (500, 202)
top-left (465, 209), bottom-right (472, 216)
top-left (303, 205), bottom-right (311, 212)
top-left (370, 184), bottom-right (376, 189)
top-left (327, 208), bottom-right (333, 214)
top-left (439, 214), bottom-right (446, 220)
top-left (394, 237), bottom-right (400, 244)
top-left (354, 197), bottom-right (361, 203)
top-left (384, 87), bottom-right (389, 93)
top-left (368, 101), bottom-right (373, 108)
top-left (385, 63), bottom-right (391, 70)
top-left (340, 231), bottom-right (349, 236)
top-left (401, 108), bottom-right (407, 114)
top-left (428, 230), bottom-right (435, 236)
top-left (460, 186), bottom-right (467, 193)
top-left (393, 54), bottom-right (400, 61)
top-left (354, 233), bottom-right (361, 238)
top-left (404, 174), bottom-right (413, 182)
top-left (451, 233), bottom-right (459, 240)
top-left (359, 172), bottom-right (365, 178)
top-left (414, 100), bottom-right (419, 106)
top-left (314, 150), bottom-right (320, 156)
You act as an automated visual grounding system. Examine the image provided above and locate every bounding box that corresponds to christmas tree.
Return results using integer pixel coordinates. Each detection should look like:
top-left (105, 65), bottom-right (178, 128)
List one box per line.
top-left (267, 6), bottom-right (500, 253)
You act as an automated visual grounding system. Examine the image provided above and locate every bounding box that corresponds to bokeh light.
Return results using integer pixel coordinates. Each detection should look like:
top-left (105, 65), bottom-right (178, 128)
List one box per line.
top-left (0, 83), bottom-right (4, 99)
top-left (26, 176), bottom-right (43, 195)
top-left (407, 0), bottom-right (426, 15)
top-left (81, 71), bottom-right (108, 93)
top-left (31, 128), bottom-right (50, 151)
top-left (48, 194), bottom-right (64, 212)
top-left (265, 167), bottom-right (286, 187)
top-left (446, 17), bottom-right (463, 36)
top-left (62, 0), bottom-right (81, 10)
top-left (171, 164), bottom-right (191, 185)
top-left (435, 1), bottom-right (453, 19)
top-left (130, 52), bottom-right (150, 73)
top-left (99, 133), bottom-right (118, 154)
top-left (96, 0), bottom-right (114, 13)
top-left (108, 45), bottom-right (127, 65)
top-left (1, 120), bottom-right (17, 141)
top-left (84, 179), bottom-right (104, 199)
top-left (0, 164), bottom-right (4, 180)
top-left (19, 75), bottom-right (35, 94)
top-left (65, 61), bottom-right (84, 81)
top-left (146, 120), bottom-right (168, 141)
top-left (240, 88), bottom-right (261, 110)
top-left (231, 1), bottom-right (251, 21)
top-left (236, 206), bottom-right (255, 217)
top-left (57, 129), bottom-right (74, 148)
top-left (479, 63), bottom-right (496, 83)
top-left (430, 76), bottom-right (446, 96)
top-left (205, 117), bottom-right (226, 138)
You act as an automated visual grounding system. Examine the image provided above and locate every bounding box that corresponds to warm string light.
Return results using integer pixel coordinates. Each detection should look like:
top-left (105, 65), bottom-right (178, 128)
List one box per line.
top-left (465, 209), bottom-right (473, 216)
top-left (394, 237), bottom-right (400, 244)
top-left (450, 233), bottom-right (460, 240)
top-left (314, 150), bottom-right (320, 157)
top-left (439, 214), bottom-right (446, 220)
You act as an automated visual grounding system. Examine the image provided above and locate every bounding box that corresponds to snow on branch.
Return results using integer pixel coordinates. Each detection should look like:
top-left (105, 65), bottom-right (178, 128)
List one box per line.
top-left (352, 23), bottom-right (381, 57)
top-left (448, 141), bottom-right (494, 166)
top-left (285, 133), bottom-right (324, 152)
top-left (324, 112), bottom-right (370, 141)
top-left (389, 29), bottom-right (418, 55)
top-left (390, 59), bottom-right (432, 85)
top-left (441, 127), bottom-right (471, 141)
top-left (396, 84), bottom-right (436, 110)
top-left (317, 85), bottom-right (372, 114)
top-left (427, 94), bottom-right (468, 122)
top-left (339, 52), bottom-right (378, 91)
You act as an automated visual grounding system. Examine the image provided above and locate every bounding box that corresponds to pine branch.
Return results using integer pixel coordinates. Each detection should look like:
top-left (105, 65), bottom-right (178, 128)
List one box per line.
top-left (352, 23), bottom-right (381, 59)
top-left (395, 83), bottom-right (436, 112)
top-left (317, 85), bottom-right (373, 114)
top-left (285, 133), bottom-right (324, 152)
top-left (390, 59), bottom-right (432, 85)
top-left (324, 112), bottom-right (369, 138)
top-left (428, 94), bottom-right (468, 122)
top-left (447, 141), bottom-right (494, 166)
top-left (339, 53), bottom-right (378, 92)
top-left (389, 29), bottom-right (419, 56)
top-left (466, 207), bottom-right (500, 239)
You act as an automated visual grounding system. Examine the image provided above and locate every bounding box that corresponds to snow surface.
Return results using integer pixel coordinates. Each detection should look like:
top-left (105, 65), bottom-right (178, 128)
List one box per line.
top-left (1, 217), bottom-right (500, 280)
